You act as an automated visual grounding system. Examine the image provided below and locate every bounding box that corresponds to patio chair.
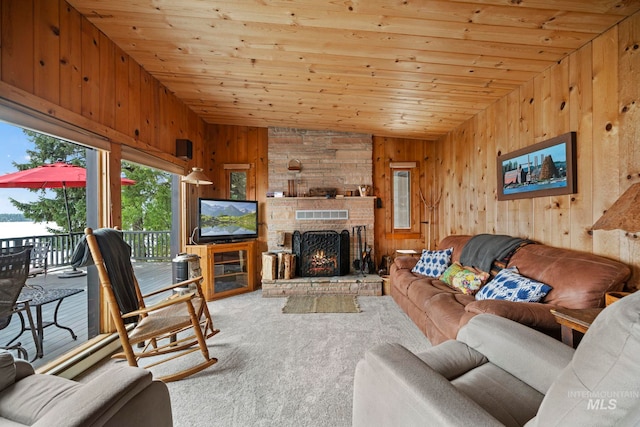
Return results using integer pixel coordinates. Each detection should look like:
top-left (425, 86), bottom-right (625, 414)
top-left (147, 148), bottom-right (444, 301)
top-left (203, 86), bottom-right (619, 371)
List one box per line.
top-left (27, 241), bottom-right (49, 277)
top-left (79, 227), bottom-right (219, 382)
top-left (0, 247), bottom-right (39, 360)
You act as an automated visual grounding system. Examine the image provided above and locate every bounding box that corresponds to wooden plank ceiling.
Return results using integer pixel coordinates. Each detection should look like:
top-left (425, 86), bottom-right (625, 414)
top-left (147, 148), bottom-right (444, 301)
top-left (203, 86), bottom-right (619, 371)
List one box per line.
top-left (67, 0), bottom-right (640, 140)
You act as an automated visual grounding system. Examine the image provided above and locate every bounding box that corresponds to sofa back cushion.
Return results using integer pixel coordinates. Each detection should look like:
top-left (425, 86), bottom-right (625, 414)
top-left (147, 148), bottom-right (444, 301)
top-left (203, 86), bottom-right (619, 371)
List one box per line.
top-left (437, 235), bottom-right (472, 265)
top-left (528, 290), bottom-right (640, 426)
top-left (438, 235), bottom-right (630, 309)
top-left (508, 244), bottom-right (630, 308)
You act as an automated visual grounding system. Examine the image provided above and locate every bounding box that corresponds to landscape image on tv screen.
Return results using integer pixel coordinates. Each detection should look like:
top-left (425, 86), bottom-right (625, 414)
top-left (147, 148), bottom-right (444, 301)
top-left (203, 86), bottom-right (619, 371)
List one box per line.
top-left (199, 199), bottom-right (258, 241)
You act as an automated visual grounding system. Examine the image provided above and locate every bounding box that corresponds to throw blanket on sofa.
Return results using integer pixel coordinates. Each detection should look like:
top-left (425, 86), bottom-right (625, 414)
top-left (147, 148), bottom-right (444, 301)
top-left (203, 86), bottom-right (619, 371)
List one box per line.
top-left (460, 234), bottom-right (533, 273)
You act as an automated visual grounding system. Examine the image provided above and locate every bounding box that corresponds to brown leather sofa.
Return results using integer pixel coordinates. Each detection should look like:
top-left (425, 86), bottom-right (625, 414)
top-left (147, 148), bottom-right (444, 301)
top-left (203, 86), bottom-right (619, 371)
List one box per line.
top-left (390, 235), bottom-right (631, 345)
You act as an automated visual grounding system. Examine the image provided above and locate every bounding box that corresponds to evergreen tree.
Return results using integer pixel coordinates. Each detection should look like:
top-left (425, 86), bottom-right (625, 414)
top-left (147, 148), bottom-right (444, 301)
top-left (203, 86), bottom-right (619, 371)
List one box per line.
top-left (121, 162), bottom-right (172, 231)
top-left (9, 131), bottom-right (86, 233)
top-left (230, 171), bottom-right (247, 200)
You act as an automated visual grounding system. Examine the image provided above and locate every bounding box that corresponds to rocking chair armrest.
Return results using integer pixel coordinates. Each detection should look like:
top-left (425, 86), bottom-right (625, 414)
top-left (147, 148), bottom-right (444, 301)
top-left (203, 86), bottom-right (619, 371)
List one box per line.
top-left (141, 276), bottom-right (203, 298)
top-left (121, 292), bottom-right (197, 319)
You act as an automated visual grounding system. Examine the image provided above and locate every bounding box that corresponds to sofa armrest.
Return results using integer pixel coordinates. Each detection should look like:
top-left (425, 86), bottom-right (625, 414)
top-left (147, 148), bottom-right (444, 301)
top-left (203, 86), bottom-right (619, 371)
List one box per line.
top-left (32, 364), bottom-right (171, 427)
top-left (14, 360), bottom-right (35, 382)
top-left (353, 343), bottom-right (503, 427)
top-left (465, 300), bottom-right (560, 330)
top-left (415, 340), bottom-right (488, 380)
top-left (392, 255), bottom-right (418, 270)
top-left (457, 314), bottom-right (574, 395)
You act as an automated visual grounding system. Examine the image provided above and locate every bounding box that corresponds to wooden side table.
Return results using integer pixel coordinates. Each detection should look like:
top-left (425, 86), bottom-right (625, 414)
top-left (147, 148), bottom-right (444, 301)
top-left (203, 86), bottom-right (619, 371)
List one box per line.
top-left (550, 307), bottom-right (603, 348)
top-left (380, 275), bottom-right (391, 295)
top-left (395, 249), bottom-right (420, 259)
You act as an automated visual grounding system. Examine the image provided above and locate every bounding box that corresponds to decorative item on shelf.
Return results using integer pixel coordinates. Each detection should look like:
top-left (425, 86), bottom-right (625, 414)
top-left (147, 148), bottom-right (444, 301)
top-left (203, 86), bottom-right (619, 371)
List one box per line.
top-left (287, 179), bottom-right (296, 197)
top-left (287, 159), bottom-right (302, 172)
top-left (297, 180), bottom-right (307, 197)
top-left (182, 167), bottom-right (213, 187)
top-left (358, 185), bottom-right (371, 197)
top-left (309, 187), bottom-right (337, 198)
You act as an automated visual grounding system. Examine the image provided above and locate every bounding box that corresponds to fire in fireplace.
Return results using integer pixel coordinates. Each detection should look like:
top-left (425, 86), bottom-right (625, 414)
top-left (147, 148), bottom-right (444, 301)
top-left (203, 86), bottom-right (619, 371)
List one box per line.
top-left (293, 230), bottom-right (350, 277)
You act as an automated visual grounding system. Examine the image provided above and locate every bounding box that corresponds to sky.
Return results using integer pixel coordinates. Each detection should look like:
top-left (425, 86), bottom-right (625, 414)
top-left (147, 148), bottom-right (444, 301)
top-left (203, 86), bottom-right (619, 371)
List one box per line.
top-left (502, 142), bottom-right (568, 171)
top-left (0, 121), bottom-right (43, 214)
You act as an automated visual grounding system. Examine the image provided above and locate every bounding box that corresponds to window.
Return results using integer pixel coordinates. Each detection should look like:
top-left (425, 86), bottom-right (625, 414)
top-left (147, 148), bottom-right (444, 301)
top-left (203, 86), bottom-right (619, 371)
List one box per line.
top-left (393, 170), bottom-right (411, 229)
top-left (388, 161), bottom-right (420, 237)
top-left (224, 163), bottom-right (253, 200)
top-left (229, 171), bottom-right (247, 200)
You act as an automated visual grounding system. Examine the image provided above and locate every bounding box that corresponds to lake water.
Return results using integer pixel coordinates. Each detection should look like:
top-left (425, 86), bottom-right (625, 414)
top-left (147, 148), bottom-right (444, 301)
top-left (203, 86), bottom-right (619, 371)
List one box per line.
top-left (0, 221), bottom-right (61, 238)
top-left (503, 179), bottom-right (567, 195)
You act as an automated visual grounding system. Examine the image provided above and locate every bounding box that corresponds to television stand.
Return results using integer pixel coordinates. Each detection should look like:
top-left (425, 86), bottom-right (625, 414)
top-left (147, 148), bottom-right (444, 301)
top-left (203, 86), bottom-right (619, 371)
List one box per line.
top-left (185, 240), bottom-right (256, 301)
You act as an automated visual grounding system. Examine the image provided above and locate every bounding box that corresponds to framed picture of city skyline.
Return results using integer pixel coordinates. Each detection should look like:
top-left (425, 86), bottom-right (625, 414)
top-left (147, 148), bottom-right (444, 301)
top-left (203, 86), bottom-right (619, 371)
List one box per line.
top-left (497, 132), bottom-right (577, 201)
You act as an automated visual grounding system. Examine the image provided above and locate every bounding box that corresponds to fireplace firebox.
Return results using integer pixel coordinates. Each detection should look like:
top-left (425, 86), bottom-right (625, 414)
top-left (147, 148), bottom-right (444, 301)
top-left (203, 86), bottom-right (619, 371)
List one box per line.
top-left (293, 230), bottom-right (350, 277)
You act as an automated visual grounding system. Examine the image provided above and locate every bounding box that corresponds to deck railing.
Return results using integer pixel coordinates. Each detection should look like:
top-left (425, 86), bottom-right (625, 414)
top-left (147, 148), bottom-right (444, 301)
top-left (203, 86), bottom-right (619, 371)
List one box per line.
top-left (0, 230), bottom-right (172, 267)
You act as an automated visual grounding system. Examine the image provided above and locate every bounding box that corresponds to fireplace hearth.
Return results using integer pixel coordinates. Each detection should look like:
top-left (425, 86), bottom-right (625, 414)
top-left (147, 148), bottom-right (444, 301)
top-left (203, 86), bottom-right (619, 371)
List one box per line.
top-left (293, 230), bottom-right (350, 277)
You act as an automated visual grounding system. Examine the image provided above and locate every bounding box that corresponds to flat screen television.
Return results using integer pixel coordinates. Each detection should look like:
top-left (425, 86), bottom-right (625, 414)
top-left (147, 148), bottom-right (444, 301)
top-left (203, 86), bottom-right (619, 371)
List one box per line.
top-left (197, 198), bottom-right (258, 243)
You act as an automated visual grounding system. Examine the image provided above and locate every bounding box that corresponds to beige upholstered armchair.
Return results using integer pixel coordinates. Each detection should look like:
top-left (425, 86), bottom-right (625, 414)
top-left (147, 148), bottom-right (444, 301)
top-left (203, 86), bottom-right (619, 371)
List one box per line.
top-left (0, 350), bottom-right (172, 426)
top-left (353, 291), bottom-right (640, 426)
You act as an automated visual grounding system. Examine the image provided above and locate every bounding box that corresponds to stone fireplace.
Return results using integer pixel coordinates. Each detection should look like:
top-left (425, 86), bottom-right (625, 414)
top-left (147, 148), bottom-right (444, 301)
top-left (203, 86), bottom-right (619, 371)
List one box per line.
top-left (266, 127), bottom-right (375, 269)
top-left (262, 127), bottom-right (381, 296)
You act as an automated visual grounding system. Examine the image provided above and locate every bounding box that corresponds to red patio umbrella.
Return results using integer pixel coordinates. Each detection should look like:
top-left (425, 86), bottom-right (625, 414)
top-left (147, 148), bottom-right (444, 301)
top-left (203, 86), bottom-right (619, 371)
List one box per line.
top-left (0, 162), bottom-right (135, 277)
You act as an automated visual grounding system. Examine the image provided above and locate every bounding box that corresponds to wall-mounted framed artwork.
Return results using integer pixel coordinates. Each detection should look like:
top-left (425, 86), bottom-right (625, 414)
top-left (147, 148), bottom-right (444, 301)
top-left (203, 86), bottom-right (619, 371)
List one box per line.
top-left (497, 132), bottom-right (577, 201)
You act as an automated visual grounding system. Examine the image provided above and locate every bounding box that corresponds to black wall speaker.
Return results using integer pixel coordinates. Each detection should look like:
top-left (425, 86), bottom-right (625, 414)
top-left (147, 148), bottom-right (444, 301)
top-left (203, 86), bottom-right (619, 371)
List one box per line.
top-left (175, 139), bottom-right (193, 160)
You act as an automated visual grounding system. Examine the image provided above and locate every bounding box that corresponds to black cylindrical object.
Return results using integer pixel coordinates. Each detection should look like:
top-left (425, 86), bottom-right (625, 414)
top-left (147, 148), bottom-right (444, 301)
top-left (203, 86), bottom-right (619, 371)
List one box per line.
top-left (172, 253), bottom-right (200, 283)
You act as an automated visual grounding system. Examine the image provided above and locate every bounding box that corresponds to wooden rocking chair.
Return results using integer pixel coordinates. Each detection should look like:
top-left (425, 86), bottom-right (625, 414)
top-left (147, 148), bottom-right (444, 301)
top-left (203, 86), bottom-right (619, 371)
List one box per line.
top-left (82, 227), bottom-right (219, 382)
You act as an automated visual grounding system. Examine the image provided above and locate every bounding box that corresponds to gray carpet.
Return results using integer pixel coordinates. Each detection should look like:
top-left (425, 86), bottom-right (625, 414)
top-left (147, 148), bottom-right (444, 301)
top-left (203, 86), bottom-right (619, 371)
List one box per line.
top-left (86, 291), bottom-right (431, 427)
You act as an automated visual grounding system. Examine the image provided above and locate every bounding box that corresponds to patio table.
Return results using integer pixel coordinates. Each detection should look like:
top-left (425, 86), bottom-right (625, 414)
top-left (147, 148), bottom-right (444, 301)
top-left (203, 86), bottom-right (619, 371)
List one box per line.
top-left (8, 287), bottom-right (83, 359)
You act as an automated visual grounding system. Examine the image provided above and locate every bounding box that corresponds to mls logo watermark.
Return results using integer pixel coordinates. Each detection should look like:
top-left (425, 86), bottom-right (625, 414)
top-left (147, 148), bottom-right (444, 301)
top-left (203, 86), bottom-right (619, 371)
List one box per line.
top-left (586, 399), bottom-right (617, 411)
top-left (568, 390), bottom-right (639, 411)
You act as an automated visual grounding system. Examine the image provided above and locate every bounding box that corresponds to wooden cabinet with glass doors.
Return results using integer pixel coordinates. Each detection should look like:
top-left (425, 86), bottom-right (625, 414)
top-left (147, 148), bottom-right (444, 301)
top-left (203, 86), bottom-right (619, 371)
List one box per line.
top-left (185, 240), bottom-right (256, 301)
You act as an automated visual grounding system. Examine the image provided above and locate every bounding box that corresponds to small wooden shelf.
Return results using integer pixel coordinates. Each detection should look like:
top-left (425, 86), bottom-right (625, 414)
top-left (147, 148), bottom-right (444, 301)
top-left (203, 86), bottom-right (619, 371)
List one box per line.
top-left (185, 240), bottom-right (257, 301)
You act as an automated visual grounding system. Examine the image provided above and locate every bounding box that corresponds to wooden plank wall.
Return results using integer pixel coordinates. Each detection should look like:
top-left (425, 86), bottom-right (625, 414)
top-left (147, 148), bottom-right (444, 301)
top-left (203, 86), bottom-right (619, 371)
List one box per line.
top-left (0, 0), bottom-right (206, 169)
top-left (0, 0), bottom-right (209, 335)
top-left (372, 135), bottom-right (436, 263)
top-left (202, 124), bottom-right (270, 273)
top-left (434, 12), bottom-right (640, 291)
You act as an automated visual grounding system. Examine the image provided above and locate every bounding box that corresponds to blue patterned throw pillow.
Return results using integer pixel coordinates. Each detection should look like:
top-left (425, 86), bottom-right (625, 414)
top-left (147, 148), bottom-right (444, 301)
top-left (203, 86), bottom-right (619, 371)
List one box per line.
top-left (475, 266), bottom-right (552, 302)
top-left (411, 248), bottom-right (453, 277)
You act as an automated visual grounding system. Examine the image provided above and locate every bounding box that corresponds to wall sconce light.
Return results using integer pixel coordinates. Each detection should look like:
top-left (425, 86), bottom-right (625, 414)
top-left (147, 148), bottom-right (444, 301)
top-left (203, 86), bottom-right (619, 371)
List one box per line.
top-left (182, 167), bottom-right (213, 186)
top-left (592, 183), bottom-right (640, 233)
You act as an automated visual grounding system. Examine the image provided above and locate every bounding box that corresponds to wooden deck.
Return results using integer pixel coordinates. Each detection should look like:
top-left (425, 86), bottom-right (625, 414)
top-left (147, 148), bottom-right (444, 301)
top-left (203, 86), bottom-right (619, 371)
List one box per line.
top-left (1, 261), bottom-right (172, 369)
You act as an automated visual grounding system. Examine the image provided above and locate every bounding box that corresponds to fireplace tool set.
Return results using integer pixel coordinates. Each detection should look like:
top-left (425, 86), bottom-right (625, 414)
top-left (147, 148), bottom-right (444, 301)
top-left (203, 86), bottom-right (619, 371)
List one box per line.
top-left (352, 225), bottom-right (374, 275)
